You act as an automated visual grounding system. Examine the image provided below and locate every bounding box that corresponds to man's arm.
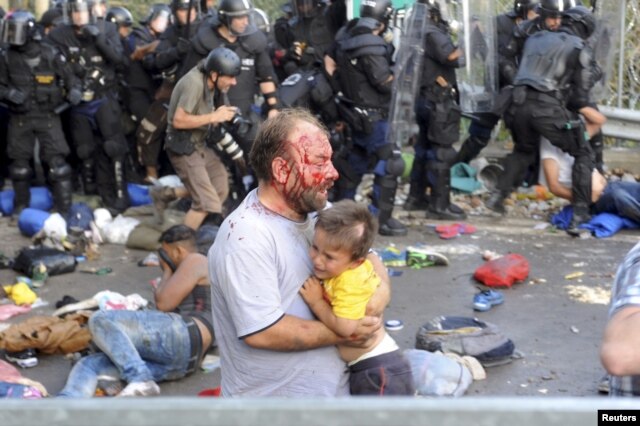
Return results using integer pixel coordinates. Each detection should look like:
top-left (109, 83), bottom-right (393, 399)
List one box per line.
top-left (601, 306), bottom-right (640, 376)
top-left (172, 104), bottom-right (237, 130)
top-left (242, 314), bottom-right (342, 351)
top-left (155, 253), bottom-right (207, 312)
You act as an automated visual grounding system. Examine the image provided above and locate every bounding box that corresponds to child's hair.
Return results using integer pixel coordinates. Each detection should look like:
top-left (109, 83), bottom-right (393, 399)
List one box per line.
top-left (316, 200), bottom-right (378, 260)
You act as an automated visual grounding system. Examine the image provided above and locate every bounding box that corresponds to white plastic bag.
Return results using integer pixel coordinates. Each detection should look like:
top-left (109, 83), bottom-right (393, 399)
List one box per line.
top-left (42, 213), bottom-right (68, 239)
top-left (404, 349), bottom-right (473, 397)
top-left (101, 215), bottom-right (140, 245)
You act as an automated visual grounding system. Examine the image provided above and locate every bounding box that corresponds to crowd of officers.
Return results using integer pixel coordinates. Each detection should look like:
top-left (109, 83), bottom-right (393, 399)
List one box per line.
top-left (0, 0), bottom-right (604, 236)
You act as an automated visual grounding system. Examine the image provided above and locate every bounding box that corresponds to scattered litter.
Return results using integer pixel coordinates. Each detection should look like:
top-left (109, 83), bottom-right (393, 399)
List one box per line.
top-left (0, 304), bottom-right (32, 321)
top-left (533, 223), bottom-right (550, 231)
top-left (572, 262), bottom-right (586, 268)
top-left (75, 256), bottom-right (87, 263)
top-left (570, 326), bottom-right (580, 334)
top-left (565, 285), bottom-right (611, 305)
top-left (520, 384), bottom-right (528, 388)
top-left (138, 252), bottom-right (160, 267)
top-left (150, 277), bottom-right (161, 290)
top-left (384, 319), bottom-right (404, 331)
top-left (538, 389), bottom-right (548, 394)
top-left (564, 271), bottom-right (584, 280)
top-left (387, 268), bottom-right (403, 277)
top-left (406, 246), bottom-right (449, 268)
top-left (528, 278), bottom-right (547, 285)
top-left (201, 354), bottom-right (221, 372)
top-left (482, 250), bottom-right (501, 261)
top-left (376, 246), bottom-right (406, 268)
top-left (434, 223), bottom-right (477, 240)
top-left (79, 267), bottom-right (113, 276)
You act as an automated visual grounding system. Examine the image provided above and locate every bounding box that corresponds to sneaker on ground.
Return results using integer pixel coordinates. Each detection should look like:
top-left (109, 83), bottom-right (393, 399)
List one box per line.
top-left (473, 290), bottom-right (505, 312)
top-left (406, 246), bottom-right (449, 268)
top-left (5, 348), bottom-right (38, 368)
top-left (96, 375), bottom-right (125, 397)
top-left (117, 380), bottom-right (161, 397)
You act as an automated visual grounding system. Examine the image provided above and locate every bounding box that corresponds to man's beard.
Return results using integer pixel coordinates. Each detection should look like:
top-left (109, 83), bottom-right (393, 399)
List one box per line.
top-left (284, 186), bottom-right (328, 216)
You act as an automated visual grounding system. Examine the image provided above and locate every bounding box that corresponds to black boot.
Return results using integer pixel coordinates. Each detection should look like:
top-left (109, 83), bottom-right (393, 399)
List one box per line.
top-left (485, 191), bottom-right (507, 215)
top-left (425, 167), bottom-right (467, 220)
top-left (49, 158), bottom-right (74, 218)
top-left (375, 175), bottom-right (407, 236)
top-left (111, 159), bottom-right (130, 213)
top-left (456, 135), bottom-right (488, 164)
top-left (81, 160), bottom-right (97, 195)
top-left (567, 203), bottom-right (591, 237)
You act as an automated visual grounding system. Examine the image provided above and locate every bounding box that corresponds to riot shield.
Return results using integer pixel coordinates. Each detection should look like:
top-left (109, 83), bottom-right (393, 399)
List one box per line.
top-left (454, 0), bottom-right (498, 113)
top-left (386, 2), bottom-right (429, 147)
top-left (590, 1), bottom-right (624, 103)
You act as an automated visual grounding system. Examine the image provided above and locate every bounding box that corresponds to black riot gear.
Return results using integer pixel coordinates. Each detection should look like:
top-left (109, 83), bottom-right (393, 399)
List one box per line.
top-left (63, 0), bottom-right (93, 27)
top-left (562, 5), bottom-right (595, 40)
top-left (106, 6), bottom-right (133, 28)
top-left (2, 10), bottom-right (39, 46)
top-left (360, 0), bottom-right (393, 27)
top-left (141, 3), bottom-right (171, 25)
top-left (203, 47), bottom-right (241, 76)
top-left (539, 0), bottom-right (565, 18)
top-left (513, 0), bottom-right (538, 19)
top-left (218, 0), bottom-right (251, 26)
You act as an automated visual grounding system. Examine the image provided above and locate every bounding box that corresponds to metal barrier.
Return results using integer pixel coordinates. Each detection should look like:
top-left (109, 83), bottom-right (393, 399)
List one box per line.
top-left (600, 106), bottom-right (640, 143)
top-left (0, 397), bottom-right (638, 426)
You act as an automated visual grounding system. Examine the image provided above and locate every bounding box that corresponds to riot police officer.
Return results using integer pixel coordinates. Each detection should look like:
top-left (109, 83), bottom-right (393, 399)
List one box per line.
top-left (485, 5), bottom-right (599, 235)
top-left (181, 0), bottom-right (280, 154)
top-left (452, 0), bottom-right (539, 167)
top-left (164, 47), bottom-right (241, 230)
top-left (0, 10), bottom-right (82, 218)
top-left (47, 0), bottom-right (130, 213)
top-left (329, 0), bottom-right (406, 236)
top-left (275, 0), bottom-right (345, 77)
top-left (407, 0), bottom-right (466, 220)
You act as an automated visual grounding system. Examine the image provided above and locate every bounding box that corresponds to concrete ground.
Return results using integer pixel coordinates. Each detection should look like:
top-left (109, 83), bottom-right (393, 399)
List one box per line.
top-left (0, 207), bottom-right (636, 399)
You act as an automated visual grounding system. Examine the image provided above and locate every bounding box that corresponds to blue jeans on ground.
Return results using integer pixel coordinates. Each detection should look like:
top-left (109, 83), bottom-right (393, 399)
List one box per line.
top-left (58, 310), bottom-right (191, 397)
top-left (594, 181), bottom-right (640, 224)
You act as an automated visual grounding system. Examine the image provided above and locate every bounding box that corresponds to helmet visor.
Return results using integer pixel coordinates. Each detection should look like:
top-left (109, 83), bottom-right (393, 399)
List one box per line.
top-left (150, 9), bottom-right (170, 33)
top-left (2, 19), bottom-right (29, 46)
top-left (67, 2), bottom-right (91, 26)
top-left (293, 0), bottom-right (318, 18)
top-left (226, 11), bottom-right (257, 36)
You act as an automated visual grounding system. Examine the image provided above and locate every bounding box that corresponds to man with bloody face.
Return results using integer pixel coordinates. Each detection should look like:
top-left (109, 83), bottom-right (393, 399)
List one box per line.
top-left (208, 108), bottom-right (390, 396)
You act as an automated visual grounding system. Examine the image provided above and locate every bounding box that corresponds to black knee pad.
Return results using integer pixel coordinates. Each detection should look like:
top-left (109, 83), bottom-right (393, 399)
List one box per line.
top-left (9, 162), bottom-right (32, 181)
top-left (49, 158), bottom-right (73, 182)
top-left (103, 139), bottom-right (126, 160)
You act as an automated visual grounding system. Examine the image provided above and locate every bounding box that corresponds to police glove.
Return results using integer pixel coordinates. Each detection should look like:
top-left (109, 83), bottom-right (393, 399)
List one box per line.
top-left (67, 87), bottom-right (83, 106)
top-left (6, 88), bottom-right (26, 105)
top-left (82, 24), bottom-right (100, 39)
top-left (176, 37), bottom-right (191, 57)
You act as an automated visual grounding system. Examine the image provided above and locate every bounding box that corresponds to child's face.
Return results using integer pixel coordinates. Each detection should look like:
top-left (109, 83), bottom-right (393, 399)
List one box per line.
top-left (309, 228), bottom-right (362, 280)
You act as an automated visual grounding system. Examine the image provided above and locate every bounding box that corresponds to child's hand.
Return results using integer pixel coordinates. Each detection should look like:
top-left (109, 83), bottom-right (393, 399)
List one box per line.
top-left (299, 276), bottom-right (323, 305)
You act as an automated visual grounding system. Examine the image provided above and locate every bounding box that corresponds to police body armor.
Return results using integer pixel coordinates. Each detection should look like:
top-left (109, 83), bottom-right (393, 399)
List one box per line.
top-left (3, 43), bottom-right (65, 114)
top-left (514, 30), bottom-right (584, 95)
top-left (48, 25), bottom-right (111, 100)
top-left (420, 22), bottom-right (459, 103)
top-left (334, 23), bottom-right (392, 111)
top-left (288, 8), bottom-right (335, 69)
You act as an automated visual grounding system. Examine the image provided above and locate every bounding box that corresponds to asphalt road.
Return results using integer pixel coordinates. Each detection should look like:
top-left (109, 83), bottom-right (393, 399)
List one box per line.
top-left (0, 212), bottom-right (637, 398)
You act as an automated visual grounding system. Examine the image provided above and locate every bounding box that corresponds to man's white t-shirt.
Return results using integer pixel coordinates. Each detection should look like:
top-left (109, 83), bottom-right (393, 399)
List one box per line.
top-left (539, 137), bottom-right (574, 188)
top-left (208, 189), bottom-right (349, 396)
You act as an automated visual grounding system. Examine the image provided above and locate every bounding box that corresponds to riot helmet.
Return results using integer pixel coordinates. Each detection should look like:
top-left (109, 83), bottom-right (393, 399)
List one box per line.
top-left (360, 0), bottom-right (393, 28)
top-left (203, 46), bottom-right (241, 76)
top-left (513, 0), bottom-right (539, 20)
top-left (63, 0), bottom-right (93, 27)
top-left (563, 0), bottom-right (582, 8)
top-left (217, 0), bottom-right (255, 36)
top-left (171, 0), bottom-right (199, 25)
top-left (562, 5), bottom-right (595, 39)
top-left (1, 10), bottom-right (39, 46)
top-left (141, 3), bottom-right (171, 32)
top-left (106, 6), bottom-right (133, 28)
top-left (293, 0), bottom-right (321, 19)
top-left (538, 0), bottom-right (565, 19)
top-left (91, 0), bottom-right (107, 19)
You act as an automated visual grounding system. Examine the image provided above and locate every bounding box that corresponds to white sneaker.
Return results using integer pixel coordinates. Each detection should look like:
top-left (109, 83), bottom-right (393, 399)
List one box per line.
top-left (117, 380), bottom-right (161, 397)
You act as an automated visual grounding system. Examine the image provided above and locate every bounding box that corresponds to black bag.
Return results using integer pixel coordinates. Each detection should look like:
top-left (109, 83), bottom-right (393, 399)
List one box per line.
top-left (415, 316), bottom-right (516, 367)
top-left (165, 129), bottom-right (195, 156)
top-left (13, 247), bottom-right (77, 277)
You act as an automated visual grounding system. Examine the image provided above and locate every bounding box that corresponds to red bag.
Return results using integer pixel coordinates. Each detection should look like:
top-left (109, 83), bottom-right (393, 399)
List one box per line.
top-left (473, 254), bottom-right (529, 287)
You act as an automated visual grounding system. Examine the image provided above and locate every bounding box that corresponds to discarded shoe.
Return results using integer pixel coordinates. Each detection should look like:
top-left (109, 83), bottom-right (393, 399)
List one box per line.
top-left (473, 290), bottom-right (504, 312)
top-left (406, 246), bottom-right (449, 268)
top-left (137, 252), bottom-right (160, 267)
top-left (96, 375), bottom-right (125, 397)
top-left (5, 348), bottom-right (38, 368)
top-left (434, 223), bottom-right (477, 240)
top-left (118, 380), bottom-right (161, 397)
